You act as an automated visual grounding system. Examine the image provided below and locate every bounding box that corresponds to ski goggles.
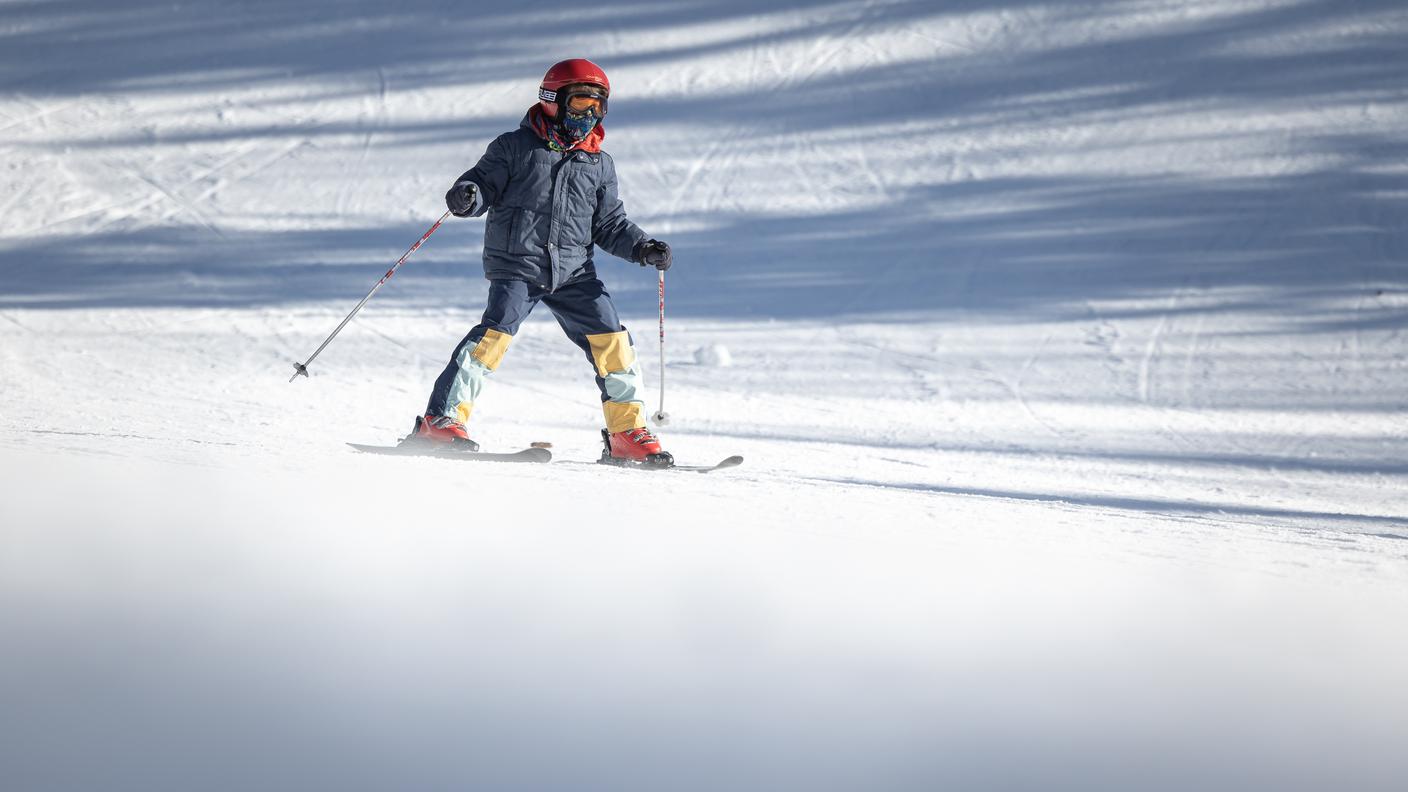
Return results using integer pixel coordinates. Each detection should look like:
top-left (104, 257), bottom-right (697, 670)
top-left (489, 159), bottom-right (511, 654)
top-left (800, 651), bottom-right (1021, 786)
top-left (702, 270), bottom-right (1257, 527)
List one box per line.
top-left (563, 89), bottom-right (607, 117)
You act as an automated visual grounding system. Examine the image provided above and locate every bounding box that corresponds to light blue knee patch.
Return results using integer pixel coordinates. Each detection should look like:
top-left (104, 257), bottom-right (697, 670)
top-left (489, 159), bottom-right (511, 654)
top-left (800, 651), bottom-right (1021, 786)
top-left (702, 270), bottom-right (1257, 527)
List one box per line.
top-left (445, 348), bottom-right (495, 417)
top-left (603, 363), bottom-right (642, 404)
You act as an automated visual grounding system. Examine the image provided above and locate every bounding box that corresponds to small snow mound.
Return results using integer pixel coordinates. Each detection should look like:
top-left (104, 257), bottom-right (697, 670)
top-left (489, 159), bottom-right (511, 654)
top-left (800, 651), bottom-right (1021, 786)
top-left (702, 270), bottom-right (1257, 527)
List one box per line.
top-left (693, 344), bottom-right (733, 367)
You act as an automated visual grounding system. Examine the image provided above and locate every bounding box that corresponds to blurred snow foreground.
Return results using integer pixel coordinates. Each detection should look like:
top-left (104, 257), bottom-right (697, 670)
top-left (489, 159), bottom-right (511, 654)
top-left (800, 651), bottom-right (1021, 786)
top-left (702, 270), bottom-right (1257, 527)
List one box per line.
top-left (2, 1), bottom-right (1407, 790)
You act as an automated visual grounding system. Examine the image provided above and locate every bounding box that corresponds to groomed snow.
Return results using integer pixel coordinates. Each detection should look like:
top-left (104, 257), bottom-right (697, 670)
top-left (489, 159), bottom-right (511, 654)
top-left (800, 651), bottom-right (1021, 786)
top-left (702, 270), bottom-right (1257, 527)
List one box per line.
top-left (2, 1), bottom-right (1406, 790)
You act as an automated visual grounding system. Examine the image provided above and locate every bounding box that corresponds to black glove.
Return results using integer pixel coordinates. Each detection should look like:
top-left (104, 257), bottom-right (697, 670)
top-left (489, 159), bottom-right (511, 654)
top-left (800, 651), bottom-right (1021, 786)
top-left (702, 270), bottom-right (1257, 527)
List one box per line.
top-left (445, 180), bottom-right (480, 217)
top-left (634, 238), bottom-right (672, 271)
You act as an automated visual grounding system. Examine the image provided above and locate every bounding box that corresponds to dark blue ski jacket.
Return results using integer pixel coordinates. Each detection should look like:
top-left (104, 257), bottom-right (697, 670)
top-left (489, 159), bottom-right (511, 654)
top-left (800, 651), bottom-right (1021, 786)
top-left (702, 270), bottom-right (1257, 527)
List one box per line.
top-left (451, 112), bottom-right (647, 291)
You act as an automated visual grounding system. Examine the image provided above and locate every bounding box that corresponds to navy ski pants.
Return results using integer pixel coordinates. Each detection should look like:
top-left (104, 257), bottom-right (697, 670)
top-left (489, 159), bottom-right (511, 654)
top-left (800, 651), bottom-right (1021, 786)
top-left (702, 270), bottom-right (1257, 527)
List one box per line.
top-left (425, 278), bottom-right (646, 433)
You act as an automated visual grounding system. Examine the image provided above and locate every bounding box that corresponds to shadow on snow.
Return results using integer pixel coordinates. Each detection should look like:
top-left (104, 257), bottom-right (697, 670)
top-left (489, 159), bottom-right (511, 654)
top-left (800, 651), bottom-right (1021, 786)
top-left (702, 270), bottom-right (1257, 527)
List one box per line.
top-left (2, 0), bottom-right (1404, 324)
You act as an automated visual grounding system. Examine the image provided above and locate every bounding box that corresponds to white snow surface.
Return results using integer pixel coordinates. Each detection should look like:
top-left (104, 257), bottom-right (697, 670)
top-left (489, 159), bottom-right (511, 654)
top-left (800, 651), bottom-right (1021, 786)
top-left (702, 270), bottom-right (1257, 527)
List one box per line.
top-left (3, 1), bottom-right (1407, 790)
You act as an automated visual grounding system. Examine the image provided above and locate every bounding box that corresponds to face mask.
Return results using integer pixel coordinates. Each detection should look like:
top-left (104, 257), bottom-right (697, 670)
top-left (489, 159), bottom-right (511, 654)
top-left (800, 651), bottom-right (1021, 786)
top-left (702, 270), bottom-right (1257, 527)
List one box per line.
top-left (562, 110), bottom-right (599, 141)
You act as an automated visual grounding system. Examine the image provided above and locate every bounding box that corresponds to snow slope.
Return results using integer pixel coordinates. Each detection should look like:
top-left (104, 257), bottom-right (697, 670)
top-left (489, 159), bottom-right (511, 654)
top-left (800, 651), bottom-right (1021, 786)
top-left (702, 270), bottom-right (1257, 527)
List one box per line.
top-left (2, 1), bottom-right (1407, 789)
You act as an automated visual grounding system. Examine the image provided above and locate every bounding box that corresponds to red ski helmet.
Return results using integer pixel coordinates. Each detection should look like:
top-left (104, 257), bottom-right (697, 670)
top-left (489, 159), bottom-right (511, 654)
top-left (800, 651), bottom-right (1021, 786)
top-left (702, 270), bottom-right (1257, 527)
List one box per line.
top-left (538, 58), bottom-right (610, 119)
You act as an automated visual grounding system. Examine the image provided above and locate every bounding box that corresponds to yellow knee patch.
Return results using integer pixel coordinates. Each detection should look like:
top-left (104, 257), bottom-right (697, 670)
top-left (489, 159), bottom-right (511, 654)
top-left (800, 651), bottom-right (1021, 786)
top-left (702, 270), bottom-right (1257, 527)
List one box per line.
top-left (602, 400), bottom-right (644, 433)
top-left (470, 328), bottom-right (512, 371)
top-left (585, 331), bottom-right (636, 378)
top-left (454, 402), bottom-right (473, 424)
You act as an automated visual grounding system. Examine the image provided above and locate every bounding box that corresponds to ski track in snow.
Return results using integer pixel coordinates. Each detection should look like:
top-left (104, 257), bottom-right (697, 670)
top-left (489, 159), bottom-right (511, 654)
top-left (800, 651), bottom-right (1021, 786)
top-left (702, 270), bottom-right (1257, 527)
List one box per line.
top-left (3, 1), bottom-right (1408, 789)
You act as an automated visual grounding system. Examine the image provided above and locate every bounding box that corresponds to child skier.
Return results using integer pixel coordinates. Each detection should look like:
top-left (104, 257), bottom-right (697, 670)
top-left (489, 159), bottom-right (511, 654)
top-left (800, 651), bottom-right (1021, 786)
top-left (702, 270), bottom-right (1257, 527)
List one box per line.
top-left (413, 58), bottom-right (674, 465)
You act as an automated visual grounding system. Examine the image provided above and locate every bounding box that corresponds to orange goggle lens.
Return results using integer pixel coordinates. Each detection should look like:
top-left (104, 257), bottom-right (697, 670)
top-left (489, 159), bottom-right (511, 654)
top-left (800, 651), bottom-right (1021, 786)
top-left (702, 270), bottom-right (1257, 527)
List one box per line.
top-left (566, 94), bottom-right (604, 114)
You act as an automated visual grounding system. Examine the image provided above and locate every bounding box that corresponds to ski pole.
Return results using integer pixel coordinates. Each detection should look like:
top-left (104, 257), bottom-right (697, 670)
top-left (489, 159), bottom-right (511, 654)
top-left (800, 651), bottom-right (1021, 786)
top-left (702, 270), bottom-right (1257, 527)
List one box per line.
top-left (652, 268), bottom-right (670, 425)
top-left (290, 210), bottom-right (451, 382)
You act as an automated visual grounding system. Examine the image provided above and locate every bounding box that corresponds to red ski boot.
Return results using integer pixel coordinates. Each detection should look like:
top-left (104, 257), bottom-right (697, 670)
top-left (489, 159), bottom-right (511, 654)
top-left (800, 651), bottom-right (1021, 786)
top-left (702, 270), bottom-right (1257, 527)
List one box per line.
top-left (407, 414), bottom-right (479, 451)
top-left (601, 427), bottom-right (674, 468)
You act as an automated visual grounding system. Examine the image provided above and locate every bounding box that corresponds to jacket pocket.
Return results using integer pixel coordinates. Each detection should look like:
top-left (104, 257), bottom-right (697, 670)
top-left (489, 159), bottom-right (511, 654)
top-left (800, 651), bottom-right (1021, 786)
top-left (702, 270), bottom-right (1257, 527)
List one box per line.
top-left (512, 208), bottom-right (548, 254)
top-left (558, 243), bottom-right (590, 269)
top-left (484, 208), bottom-right (513, 252)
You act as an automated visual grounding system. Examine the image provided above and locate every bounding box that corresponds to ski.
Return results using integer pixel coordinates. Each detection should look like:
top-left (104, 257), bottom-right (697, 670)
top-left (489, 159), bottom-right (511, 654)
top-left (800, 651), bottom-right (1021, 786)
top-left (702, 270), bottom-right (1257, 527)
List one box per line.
top-left (347, 442), bottom-right (552, 463)
top-left (586, 428), bottom-right (742, 473)
top-left (349, 438), bottom-right (738, 471)
top-left (595, 454), bottom-right (743, 473)
top-left (672, 455), bottom-right (744, 473)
